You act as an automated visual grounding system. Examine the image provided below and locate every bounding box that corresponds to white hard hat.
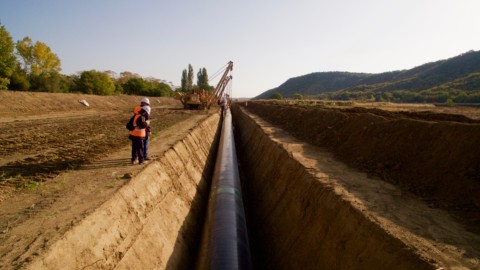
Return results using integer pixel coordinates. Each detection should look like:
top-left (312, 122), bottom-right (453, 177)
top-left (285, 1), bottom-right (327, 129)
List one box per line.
top-left (142, 105), bottom-right (151, 115)
top-left (141, 97), bottom-right (150, 104)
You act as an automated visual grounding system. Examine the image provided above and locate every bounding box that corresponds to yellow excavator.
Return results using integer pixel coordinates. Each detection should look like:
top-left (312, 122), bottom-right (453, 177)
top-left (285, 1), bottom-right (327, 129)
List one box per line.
top-left (176, 61), bottom-right (233, 110)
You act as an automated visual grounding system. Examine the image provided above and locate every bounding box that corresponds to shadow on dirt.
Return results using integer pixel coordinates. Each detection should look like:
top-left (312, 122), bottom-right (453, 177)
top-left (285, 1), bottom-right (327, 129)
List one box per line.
top-left (79, 158), bottom-right (132, 170)
top-left (164, 113), bottom-right (222, 269)
top-left (243, 102), bottom-right (480, 234)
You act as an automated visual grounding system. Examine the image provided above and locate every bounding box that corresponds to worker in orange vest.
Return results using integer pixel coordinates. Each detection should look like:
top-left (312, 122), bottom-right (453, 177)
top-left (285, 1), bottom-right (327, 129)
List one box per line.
top-left (140, 97), bottom-right (152, 160)
top-left (129, 105), bottom-right (148, 164)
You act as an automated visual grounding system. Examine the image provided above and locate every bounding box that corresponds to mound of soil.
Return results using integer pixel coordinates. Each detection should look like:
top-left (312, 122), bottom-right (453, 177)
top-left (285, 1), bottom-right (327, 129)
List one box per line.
top-left (0, 91), bottom-right (217, 268)
top-left (0, 90), bottom-right (180, 117)
top-left (243, 102), bottom-right (480, 232)
top-left (341, 107), bottom-right (480, 123)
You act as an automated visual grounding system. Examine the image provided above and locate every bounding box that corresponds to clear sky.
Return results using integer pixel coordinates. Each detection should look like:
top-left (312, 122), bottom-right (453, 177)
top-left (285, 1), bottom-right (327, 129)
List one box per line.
top-left (1, 0), bottom-right (479, 97)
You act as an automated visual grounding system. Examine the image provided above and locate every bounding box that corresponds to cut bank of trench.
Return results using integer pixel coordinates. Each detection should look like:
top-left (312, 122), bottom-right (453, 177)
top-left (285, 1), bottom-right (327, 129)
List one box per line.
top-left (232, 105), bottom-right (479, 270)
top-left (23, 104), bottom-right (479, 269)
top-left (25, 112), bottom-right (222, 270)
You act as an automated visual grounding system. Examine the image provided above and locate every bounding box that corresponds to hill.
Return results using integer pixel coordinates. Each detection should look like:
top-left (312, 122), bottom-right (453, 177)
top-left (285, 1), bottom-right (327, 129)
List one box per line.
top-left (255, 50), bottom-right (480, 103)
top-left (255, 72), bottom-right (370, 99)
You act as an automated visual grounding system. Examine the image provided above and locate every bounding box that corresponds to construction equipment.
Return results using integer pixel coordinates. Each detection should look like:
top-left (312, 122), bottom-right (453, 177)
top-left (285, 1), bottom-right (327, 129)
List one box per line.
top-left (175, 88), bottom-right (210, 110)
top-left (176, 61), bottom-right (233, 110)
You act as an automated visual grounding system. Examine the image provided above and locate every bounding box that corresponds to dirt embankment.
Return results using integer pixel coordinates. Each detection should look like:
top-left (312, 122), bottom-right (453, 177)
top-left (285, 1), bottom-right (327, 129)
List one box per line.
top-left (242, 102), bottom-right (480, 233)
top-left (0, 91), bottom-right (219, 269)
top-left (0, 90), bottom-right (180, 117)
top-left (26, 113), bottom-right (221, 269)
top-left (2, 90), bottom-right (478, 269)
top-left (232, 105), bottom-right (480, 269)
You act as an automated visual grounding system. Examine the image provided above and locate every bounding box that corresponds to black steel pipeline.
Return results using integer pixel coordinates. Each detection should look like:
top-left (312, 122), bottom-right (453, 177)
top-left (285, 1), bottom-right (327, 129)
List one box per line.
top-left (196, 109), bottom-right (252, 270)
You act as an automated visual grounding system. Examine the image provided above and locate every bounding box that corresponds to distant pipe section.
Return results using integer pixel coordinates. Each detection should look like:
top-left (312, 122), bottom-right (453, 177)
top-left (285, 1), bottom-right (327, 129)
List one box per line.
top-left (196, 109), bottom-right (252, 270)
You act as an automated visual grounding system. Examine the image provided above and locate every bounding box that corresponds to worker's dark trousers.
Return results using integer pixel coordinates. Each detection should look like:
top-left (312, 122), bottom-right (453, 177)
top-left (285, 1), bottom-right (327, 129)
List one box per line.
top-left (130, 136), bottom-right (144, 163)
top-left (143, 136), bottom-right (149, 159)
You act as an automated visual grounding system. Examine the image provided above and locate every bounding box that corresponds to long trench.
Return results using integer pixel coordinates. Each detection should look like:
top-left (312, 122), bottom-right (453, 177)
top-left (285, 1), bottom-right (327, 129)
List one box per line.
top-left (25, 104), bottom-right (477, 270)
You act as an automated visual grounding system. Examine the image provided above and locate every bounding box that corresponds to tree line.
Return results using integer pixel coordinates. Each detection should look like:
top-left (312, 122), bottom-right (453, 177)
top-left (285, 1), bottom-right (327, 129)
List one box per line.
top-left (0, 23), bottom-right (174, 96)
top-left (179, 64), bottom-right (213, 92)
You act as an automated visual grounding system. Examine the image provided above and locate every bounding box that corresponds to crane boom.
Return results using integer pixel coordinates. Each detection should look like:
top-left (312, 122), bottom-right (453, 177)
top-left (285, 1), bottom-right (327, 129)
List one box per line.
top-left (207, 61), bottom-right (233, 108)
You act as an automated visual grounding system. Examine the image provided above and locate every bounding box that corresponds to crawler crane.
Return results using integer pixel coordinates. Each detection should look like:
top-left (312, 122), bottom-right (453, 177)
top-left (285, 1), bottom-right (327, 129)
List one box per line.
top-left (176, 61), bottom-right (233, 110)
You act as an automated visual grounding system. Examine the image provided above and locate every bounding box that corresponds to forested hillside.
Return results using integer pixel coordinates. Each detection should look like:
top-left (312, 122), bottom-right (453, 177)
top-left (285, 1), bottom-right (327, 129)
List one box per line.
top-left (256, 50), bottom-right (480, 103)
top-left (256, 72), bottom-right (370, 99)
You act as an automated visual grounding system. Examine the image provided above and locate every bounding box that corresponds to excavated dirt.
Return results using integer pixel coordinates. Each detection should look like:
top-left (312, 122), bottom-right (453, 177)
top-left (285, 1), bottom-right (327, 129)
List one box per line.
top-left (0, 91), bottom-right (220, 269)
top-left (242, 101), bottom-right (480, 232)
top-left (26, 113), bottom-right (221, 269)
top-left (234, 101), bottom-right (480, 269)
top-left (2, 90), bottom-right (479, 269)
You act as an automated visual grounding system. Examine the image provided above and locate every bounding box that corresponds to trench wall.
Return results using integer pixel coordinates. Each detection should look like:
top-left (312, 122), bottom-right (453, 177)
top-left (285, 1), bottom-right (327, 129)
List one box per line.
top-left (243, 102), bottom-right (480, 229)
top-left (232, 105), bottom-right (434, 270)
top-left (27, 113), bottom-right (221, 270)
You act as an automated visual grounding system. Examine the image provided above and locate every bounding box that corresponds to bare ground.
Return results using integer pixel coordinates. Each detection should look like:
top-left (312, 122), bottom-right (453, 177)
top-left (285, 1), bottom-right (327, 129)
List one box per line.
top-left (1, 90), bottom-right (479, 269)
top-left (0, 91), bottom-right (216, 268)
top-left (243, 101), bottom-right (480, 232)
top-left (233, 105), bottom-right (480, 269)
top-left (241, 101), bottom-right (480, 267)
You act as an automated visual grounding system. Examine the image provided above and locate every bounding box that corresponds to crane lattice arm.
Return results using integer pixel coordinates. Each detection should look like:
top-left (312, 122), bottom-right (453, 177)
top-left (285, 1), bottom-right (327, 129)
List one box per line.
top-left (207, 61), bottom-right (233, 108)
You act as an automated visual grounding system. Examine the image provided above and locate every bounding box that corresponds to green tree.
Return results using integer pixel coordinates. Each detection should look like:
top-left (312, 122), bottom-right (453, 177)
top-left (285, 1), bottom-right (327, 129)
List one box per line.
top-left (15, 36), bottom-right (62, 92)
top-left (16, 37), bottom-right (61, 76)
top-left (114, 81), bottom-right (124, 95)
top-left (31, 41), bottom-right (61, 76)
top-left (62, 74), bottom-right (79, 93)
top-left (335, 91), bottom-right (351, 100)
top-left (77, 70), bottom-right (115, 95)
top-left (122, 77), bottom-right (173, 97)
top-left (181, 69), bottom-right (188, 92)
top-left (187, 64), bottom-right (194, 91)
top-left (270, 92), bottom-right (283, 99)
top-left (149, 82), bottom-right (173, 97)
top-left (197, 67), bottom-right (210, 89)
top-left (15, 37), bottom-right (33, 74)
top-left (445, 98), bottom-right (455, 106)
top-left (118, 71), bottom-right (140, 84)
top-left (180, 64), bottom-right (196, 92)
top-left (123, 77), bottom-right (149, 95)
top-left (293, 93), bottom-right (303, 100)
top-left (30, 72), bottom-right (69, 92)
top-left (8, 67), bottom-right (30, 91)
top-left (454, 93), bottom-right (468, 103)
top-left (157, 83), bottom-right (174, 97)
top-left (0, 24), bottom-right (17, 89)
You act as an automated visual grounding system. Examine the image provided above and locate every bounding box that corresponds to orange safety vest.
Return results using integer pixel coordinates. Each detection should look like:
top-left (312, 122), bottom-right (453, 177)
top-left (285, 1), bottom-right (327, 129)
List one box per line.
top-left (129, 107), bottom-right (146, 137)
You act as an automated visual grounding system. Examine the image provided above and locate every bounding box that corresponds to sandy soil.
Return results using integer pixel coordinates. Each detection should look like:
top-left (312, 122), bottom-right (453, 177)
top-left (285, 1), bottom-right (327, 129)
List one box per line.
top-left (1, 90), bottom-right (479, 269)
top-left (25, 113), bottom-right (221, 270)
top-left (241, 101), bottom-right (480, 268)
top-left (233, 105), bottom-right (480, 269)
top-left (244, 101), bottom-right (480, 229)
top-left (276, 99), bottom-right (480, 120)
top-left (0, 91), bottom-right (216, 268)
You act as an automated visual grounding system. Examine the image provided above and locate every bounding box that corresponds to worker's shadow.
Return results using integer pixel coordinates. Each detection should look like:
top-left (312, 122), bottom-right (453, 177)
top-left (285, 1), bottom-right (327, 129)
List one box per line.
top-left (79, 158), bottom-right (131, 170)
